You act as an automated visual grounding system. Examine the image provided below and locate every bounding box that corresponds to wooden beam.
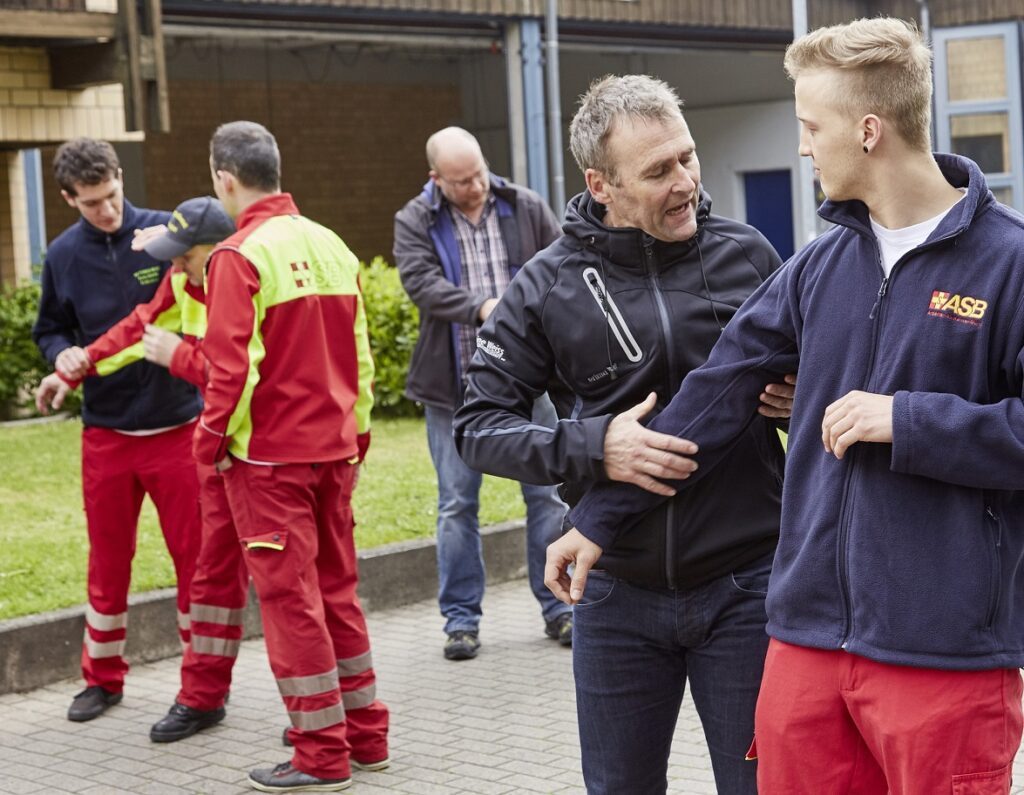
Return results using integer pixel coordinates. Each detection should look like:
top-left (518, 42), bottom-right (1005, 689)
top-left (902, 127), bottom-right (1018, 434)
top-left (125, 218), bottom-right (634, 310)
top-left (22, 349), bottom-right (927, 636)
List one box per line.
top-left (49, 42), bottom-right (122, 90)
top-left (145, 0), bottom-right (170, 132)
top-left (0, 10), bottom-right (117, 41)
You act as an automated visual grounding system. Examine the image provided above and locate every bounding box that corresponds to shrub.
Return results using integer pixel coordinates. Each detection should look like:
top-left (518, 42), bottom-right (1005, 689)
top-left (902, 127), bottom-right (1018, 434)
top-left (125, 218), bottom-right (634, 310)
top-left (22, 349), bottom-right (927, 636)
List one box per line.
top-left (360, 256), bottom-right (421, 417)
top-left (0, 282), bottom-right (54, 419)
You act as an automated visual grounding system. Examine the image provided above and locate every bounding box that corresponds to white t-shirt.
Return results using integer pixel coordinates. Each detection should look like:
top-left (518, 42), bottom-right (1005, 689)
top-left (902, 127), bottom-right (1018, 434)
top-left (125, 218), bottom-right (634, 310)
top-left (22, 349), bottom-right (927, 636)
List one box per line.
top-left (869, 190), bottom-right (967, 277)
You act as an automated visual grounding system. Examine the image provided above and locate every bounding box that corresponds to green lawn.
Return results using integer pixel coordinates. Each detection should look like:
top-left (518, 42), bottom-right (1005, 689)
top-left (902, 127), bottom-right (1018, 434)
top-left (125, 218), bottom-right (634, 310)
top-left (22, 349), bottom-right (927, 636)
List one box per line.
top-left (0, 416), bottom-right (526, 620)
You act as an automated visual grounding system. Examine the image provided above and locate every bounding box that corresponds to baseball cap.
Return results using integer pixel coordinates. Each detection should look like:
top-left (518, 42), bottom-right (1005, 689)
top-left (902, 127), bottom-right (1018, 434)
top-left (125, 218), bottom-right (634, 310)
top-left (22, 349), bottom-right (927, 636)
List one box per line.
top-left (144, 196), bottom-right (235, 260)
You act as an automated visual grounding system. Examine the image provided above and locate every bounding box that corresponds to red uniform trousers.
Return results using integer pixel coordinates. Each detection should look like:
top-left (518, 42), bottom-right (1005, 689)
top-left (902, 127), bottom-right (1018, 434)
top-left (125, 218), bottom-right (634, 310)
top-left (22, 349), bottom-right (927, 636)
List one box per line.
top-left (222, 458), bottom-right (389, 780)
top-left (177, 463), bottom-right (250, 711)
top-left (753, 639), bottom-right (1024, 794)
top-left (80, 422), bottom-right (201, 692)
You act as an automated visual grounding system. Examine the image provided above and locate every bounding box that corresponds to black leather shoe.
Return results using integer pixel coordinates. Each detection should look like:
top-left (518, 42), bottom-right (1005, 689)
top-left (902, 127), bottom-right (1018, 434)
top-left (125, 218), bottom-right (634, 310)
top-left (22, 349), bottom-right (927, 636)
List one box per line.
top-left (150, 701), bottom-right (226, 743)
top-left (67, 686), bottom-right (122, 722)
top-left (247, 761), bottom-right (351, 792)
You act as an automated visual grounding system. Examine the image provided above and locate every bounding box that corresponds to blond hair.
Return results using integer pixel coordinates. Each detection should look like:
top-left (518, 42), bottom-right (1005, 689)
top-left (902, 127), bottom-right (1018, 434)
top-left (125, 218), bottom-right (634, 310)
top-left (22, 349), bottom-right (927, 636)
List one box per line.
top-left (784, 17), bottom-right (932, 151)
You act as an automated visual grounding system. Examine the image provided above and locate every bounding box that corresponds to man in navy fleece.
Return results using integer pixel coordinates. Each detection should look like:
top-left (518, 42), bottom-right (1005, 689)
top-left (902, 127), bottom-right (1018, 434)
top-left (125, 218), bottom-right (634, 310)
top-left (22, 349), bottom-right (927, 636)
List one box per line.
top-left (550, 17), bottom-right (1024, 793)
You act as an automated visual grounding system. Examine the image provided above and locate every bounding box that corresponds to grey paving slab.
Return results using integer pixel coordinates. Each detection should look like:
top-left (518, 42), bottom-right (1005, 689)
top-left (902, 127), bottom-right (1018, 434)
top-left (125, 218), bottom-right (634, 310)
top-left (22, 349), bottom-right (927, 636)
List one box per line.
top-left (1, 578), bottom-right (1024, 794)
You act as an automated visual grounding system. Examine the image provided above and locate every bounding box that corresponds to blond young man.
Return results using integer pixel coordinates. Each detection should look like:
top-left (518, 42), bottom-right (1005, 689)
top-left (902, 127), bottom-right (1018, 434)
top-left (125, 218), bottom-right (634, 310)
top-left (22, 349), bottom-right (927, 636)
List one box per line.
top-left (557, 18), bottom-right (1024, 792)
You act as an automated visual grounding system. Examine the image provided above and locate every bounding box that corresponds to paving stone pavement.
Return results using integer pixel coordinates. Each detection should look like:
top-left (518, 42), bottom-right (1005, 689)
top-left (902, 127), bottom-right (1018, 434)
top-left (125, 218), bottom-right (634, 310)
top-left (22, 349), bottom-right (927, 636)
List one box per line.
top-left (1, 578), bottom-right (1023, 794)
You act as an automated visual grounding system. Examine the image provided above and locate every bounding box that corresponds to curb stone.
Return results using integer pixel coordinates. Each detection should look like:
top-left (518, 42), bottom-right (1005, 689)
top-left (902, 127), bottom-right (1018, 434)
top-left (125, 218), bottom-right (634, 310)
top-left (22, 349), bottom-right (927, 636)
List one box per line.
top-left (0, 519), bottom-right (527, 694)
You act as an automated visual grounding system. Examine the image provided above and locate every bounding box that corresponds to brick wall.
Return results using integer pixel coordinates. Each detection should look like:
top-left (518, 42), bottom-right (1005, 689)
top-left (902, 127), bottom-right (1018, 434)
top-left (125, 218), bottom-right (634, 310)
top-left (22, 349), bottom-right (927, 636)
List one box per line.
top-left (141, 78), bottom-right (461, 263)
top-left (0, 46), bottom-right (138, 147)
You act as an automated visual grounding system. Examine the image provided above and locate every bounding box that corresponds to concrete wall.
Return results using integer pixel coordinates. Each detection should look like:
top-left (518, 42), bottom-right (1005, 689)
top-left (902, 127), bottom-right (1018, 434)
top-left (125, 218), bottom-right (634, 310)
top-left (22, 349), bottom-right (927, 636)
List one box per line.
top-left (685, 98), bottom-right (803, 241)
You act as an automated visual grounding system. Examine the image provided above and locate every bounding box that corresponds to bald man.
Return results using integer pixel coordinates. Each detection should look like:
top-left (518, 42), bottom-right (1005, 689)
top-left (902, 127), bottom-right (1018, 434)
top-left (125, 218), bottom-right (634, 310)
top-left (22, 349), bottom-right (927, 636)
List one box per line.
top-left (394, 127), bottom-right (571, 661)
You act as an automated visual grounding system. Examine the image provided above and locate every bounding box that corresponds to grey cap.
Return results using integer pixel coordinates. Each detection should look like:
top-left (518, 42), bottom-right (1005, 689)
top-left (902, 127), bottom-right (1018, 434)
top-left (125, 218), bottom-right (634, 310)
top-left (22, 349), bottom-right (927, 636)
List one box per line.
top-left (144, 196), bottom-right (235, 260)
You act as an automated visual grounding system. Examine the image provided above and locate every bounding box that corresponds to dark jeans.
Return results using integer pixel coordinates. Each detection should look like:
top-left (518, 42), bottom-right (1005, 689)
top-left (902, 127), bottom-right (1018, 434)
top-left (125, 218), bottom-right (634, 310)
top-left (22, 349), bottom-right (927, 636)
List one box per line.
top-left (573, 552), bottom-right (772, 794)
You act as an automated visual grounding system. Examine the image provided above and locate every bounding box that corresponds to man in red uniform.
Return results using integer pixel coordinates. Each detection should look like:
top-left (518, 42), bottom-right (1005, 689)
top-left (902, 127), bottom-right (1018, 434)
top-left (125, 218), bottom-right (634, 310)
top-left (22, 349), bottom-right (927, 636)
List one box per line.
top-left (195, 120), bottom-right (388, 793)
top-left (36, 197), bottom-right (252, 742)
top-left (32, 139), bottom-right (202, 722)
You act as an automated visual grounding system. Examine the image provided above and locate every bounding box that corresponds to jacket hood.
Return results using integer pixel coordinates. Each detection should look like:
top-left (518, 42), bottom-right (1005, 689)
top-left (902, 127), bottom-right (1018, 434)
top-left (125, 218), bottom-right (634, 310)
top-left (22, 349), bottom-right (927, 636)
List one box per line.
top-left (818, 153), bottom-right (993, 241)
top-left (563, 188), bottom-right (713, 271)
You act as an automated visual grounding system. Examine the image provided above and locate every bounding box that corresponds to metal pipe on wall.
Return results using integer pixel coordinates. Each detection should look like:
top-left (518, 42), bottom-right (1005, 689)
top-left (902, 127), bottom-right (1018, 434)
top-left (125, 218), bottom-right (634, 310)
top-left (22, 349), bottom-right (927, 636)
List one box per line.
top-left (545, 0), bottom-right (566, 216)
top-left (792, 0), bottom-right (818, 246)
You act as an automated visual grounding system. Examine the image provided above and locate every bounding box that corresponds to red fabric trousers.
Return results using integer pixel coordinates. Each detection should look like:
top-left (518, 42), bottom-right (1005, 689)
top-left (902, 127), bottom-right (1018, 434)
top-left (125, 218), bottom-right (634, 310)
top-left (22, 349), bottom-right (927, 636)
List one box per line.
top-left (754, 639), bottom-right (1023, 794)
top-left (222, 458), bottom-right (389, 779)
top-left (177, 463), bottom-right (250, 711)
top-left (80, 422), bottom-right (201, 691)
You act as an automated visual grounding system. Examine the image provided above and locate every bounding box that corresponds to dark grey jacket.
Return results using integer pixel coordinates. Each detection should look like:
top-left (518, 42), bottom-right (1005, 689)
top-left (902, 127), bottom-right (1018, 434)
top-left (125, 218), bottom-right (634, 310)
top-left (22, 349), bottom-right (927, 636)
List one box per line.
top-left (393, 174), bottom-right (560, 409)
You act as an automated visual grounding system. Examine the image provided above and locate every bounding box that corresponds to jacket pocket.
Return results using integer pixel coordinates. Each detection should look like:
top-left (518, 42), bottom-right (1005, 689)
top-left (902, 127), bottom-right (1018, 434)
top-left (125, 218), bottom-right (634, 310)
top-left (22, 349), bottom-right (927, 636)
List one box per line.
top-left (582, 267), bottom-right (643, 363)
top-left (984, 498), bottom-right (1002, 629)
top-left (242, 529), bottom-right (288, 553)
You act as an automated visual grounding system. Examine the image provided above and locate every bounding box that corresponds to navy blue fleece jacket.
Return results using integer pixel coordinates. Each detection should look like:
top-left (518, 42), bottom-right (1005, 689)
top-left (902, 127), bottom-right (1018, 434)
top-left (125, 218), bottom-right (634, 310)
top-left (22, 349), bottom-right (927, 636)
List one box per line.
top-left (570, 154), bottom-right (1024, 670)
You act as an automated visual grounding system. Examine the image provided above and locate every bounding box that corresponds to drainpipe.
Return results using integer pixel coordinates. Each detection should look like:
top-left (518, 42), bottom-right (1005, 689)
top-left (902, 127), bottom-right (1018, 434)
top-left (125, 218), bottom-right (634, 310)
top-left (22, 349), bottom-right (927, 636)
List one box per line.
top-left (916, 0), bottom-right (937, 148)
top-left (792, 0), bottom-right (818, 245)
top-left (545, 0), bottom-right (566, 217)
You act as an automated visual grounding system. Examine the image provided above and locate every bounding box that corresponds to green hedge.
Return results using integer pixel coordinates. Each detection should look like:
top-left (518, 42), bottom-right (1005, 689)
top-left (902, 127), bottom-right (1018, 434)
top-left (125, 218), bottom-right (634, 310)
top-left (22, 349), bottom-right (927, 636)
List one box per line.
top-left (360, 256), bottom-right (421, 417)
top-left (0, 283), bottom-right (51, 420)
top-left (0, 258), bottom-right (420, 420)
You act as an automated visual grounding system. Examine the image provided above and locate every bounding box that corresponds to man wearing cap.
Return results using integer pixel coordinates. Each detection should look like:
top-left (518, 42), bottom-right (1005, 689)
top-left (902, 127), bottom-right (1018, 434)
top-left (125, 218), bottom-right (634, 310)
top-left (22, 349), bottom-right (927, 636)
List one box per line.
top-left (33, 139), bottom-right (203, 723)
top-left (38, 195), bottom-right (252, 742)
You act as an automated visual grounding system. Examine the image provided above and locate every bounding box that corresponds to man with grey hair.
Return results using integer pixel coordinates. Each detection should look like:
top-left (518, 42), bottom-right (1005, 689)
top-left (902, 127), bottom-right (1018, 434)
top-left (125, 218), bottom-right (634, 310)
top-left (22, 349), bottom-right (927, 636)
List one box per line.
top-left (454, 75), bottom-right (793, 793)
top-left (393, 126), bottom-right (572, 661)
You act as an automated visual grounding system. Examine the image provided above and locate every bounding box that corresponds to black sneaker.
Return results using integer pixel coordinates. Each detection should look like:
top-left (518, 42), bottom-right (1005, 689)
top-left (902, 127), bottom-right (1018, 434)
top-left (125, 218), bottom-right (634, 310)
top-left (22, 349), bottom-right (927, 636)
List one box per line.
top-left (281, 728), bottom-right (389, 772)
top-left (247, 761), bottom-right (351, 792)
top-left (443, 630), bottom-right (480, 660)
top-left (150, 701), bottom-right (226, 743)
top-left (67, 686), bottom-right (122, 722)
top-left (544, 612), bottom-right (573, 647)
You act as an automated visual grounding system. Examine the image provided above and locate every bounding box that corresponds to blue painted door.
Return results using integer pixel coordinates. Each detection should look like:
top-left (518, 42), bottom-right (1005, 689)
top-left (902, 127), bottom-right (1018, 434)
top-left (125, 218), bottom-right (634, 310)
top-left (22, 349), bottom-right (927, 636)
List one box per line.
top-left (744, 169), bottom-right (794, 261)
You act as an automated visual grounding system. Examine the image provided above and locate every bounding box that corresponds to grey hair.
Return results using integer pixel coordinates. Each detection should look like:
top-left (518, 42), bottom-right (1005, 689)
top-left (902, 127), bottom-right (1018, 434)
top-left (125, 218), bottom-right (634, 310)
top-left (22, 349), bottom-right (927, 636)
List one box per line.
top-left (569, 74), bottom-right (684, 181)
top-left (210, 121), bottom-right (281, 192)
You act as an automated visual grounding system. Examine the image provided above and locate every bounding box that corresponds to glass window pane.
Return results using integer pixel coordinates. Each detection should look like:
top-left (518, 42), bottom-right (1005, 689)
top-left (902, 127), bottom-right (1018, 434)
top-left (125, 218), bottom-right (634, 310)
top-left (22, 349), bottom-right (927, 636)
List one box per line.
top-left (991, 186), bottom-right (1013, 205)
top-left (947, 37), bottom-right (1007, 101)
top-left (950, 113), bottom-right (1010, 173)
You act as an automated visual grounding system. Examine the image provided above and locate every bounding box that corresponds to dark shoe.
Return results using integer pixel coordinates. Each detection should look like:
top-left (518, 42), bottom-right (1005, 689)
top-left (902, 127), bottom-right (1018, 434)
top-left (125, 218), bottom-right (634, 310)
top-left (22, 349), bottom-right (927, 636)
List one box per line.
top-left (544, 612), bottom-right (573, 647)
top-left (150, 701), bottom-right (226, 743)
top-left (351, 756), bottom-right (390, 772)
top-left (67, 686), bottom-right (122, 722)
top-left (281, 728), bottom-right (388, 772)
top-left (248, 761), bottom-right (351, 792)
top-left (443, 630), bottom-right (480, 660)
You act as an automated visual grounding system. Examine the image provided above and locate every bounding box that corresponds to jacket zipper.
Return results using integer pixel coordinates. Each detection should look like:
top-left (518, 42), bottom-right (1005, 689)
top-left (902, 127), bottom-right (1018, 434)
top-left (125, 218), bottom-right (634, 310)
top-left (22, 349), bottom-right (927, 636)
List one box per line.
top-left (109, 234), bottom-right (141, 428)
top-left (838, 243), bottom-right (913, 649)
top-left (643, 240), bottom-right (681, 589)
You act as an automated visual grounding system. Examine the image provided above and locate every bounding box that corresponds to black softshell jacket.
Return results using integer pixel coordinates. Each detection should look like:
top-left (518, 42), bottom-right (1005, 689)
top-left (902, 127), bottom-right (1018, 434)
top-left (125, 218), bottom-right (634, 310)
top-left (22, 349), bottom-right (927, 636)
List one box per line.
top-left (454, 190), bottom-right (785, 589)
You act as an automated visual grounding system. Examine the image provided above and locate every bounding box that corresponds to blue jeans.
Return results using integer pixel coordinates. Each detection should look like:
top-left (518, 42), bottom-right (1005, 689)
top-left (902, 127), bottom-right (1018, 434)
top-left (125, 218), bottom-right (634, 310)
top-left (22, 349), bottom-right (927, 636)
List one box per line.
top-left (424, 400), bottom-right (569, 634)
top-left (573, 552), bottom-right (772, 795)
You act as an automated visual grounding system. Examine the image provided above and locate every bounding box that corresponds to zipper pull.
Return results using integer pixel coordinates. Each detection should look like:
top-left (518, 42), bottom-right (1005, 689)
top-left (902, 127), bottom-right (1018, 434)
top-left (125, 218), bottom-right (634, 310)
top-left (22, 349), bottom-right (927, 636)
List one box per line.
top-left (868, 277), bottom-right (889, 320)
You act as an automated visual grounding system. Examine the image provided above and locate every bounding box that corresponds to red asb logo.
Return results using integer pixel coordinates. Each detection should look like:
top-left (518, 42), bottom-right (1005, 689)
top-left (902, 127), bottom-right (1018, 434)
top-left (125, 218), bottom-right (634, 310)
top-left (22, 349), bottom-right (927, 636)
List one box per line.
top-left (927, 290), bottom-right (988, 327)
top-left (291, 261), bottom-right (311, 288)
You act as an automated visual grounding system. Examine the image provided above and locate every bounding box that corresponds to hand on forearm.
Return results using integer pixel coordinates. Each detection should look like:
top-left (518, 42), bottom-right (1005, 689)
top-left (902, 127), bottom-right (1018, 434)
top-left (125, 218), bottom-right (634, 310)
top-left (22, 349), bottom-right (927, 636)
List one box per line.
top-left (758, 373), bottom-right (797, 418)
top-left (603, 392), bottom-right (698, 496)
top-left (143, 324), bottom-right (182, 369)
top-left (55, 346), bottom-right (90, 380)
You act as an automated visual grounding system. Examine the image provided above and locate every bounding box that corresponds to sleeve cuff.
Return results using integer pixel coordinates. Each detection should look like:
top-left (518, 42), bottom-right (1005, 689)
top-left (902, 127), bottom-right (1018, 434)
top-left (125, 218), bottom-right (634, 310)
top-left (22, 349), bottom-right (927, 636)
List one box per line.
top-left (890, 390), bottom-right (913, 474)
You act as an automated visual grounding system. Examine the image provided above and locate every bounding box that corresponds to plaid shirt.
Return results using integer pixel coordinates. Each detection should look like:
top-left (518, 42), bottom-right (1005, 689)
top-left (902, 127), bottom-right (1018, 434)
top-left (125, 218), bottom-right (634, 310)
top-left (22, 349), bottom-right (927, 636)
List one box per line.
top-left (449, 194), bottom-right (510, 380)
